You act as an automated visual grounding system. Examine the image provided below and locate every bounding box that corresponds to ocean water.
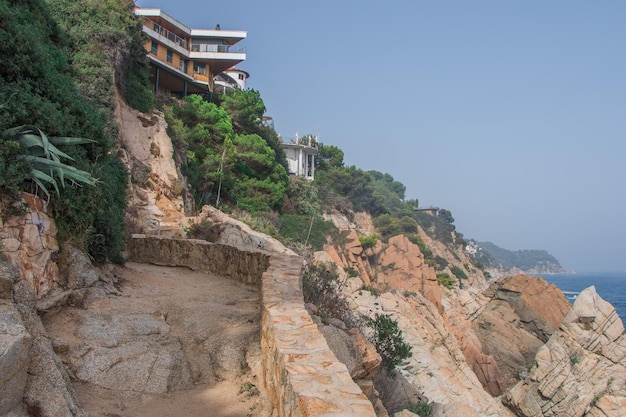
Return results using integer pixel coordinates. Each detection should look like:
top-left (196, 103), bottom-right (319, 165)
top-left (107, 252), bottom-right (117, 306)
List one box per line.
top-left (540, 272), bottom-right (626, 324)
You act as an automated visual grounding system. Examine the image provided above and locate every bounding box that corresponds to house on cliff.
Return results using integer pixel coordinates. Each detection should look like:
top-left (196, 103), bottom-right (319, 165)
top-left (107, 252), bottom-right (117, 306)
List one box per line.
top-left (135, 8), bottom-right (247, 98)
top-left (282, 134), bottom-right (318, 180)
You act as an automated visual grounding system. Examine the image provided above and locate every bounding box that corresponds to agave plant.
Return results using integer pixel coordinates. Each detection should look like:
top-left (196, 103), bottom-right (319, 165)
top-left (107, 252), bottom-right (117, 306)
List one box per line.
top-left (2, 125), bottom-right (97, 198)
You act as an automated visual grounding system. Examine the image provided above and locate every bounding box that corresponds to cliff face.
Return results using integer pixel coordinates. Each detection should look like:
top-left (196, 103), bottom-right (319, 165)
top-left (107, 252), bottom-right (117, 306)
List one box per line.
top-left (115, 96), bottom-right (190, 237)
top-left (320, 212), bottom-right (626, 416)
top-left (470, 275), bottom-right (571, 395)
top-left (3, 98), bottom-right (624, 416)
top-left (505, 286), bottom-right (626, 416)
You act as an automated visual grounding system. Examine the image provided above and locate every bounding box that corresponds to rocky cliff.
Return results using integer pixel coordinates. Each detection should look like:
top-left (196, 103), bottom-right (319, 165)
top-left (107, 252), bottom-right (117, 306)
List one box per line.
top-left (2, 99), bottom-right (624, 417)
top-left (316, 212), bottom-right (625, 416)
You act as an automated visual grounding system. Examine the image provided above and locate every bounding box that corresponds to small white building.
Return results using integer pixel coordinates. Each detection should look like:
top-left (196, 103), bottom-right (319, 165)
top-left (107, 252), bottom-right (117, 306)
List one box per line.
top-left (214, 67), bottom-right (249, 92)
top-left (282, 139), bottom-right (318, 180)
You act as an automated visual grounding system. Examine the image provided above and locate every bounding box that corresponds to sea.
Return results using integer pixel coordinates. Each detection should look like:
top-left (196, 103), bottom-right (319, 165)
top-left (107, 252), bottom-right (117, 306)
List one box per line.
top-left (538, 272), bottom-right (626, 324)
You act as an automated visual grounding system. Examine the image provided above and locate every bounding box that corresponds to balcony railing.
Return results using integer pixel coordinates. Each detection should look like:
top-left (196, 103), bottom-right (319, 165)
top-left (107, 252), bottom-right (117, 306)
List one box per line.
top-left (150, 22), bottom-right (187, 50)
top-left (190, 43), bottom-right (246, 54)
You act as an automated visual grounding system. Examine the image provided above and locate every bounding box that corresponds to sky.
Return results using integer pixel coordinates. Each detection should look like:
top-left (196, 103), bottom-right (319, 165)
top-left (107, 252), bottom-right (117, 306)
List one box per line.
top-left (135, 1), bottom-right (626, 273)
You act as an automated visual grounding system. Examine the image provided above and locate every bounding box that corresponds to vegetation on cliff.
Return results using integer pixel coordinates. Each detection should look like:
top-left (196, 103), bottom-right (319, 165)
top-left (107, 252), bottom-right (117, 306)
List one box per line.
top-left (160, 92), bottom-right (288, 213)
top-left (0, 0), bottom-right (149, 263)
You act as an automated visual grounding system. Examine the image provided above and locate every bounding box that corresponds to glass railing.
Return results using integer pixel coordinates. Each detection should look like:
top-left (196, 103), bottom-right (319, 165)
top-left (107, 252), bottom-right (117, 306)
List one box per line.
top-left (190, 44), bottom-right (246, 54)
top-left (149, 22), bottom-right (187, 50)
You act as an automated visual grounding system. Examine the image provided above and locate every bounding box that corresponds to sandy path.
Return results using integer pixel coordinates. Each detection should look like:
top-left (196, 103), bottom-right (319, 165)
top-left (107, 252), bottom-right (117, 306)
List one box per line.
top-left (44, 262), bottom-right (270, 417)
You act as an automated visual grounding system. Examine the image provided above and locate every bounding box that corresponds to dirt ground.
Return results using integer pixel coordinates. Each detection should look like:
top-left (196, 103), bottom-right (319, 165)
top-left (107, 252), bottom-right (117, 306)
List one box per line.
top-left (43, 262), bottom-right (271, 417)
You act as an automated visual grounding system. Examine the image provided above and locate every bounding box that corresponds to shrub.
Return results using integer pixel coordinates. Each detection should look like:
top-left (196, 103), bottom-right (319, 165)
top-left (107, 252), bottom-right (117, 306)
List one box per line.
top-left (186, 220), bottom-right (215, 241)
top-left (302, 263), bottom-right (348, 323)
top-left (433, 256), bottom-right (449, 270)
top-left (279, 214), bottom-right (337, 251)
top-left (450, 265), bottom-right (468, 280)
top-left (344, 267), bottom-right (360, 278)
top-left (436, 273), bottom-right (456, 289)
top-left (359, 234), bottom-right (378, 249)
top-left (285, 175), bottom-right (319, 216)
top-left (367, 313), bottom-right (412, 371)
top-left (360, 285), bottom-right (380, 296)
top-left (407, 401), bottom-right (432, 417)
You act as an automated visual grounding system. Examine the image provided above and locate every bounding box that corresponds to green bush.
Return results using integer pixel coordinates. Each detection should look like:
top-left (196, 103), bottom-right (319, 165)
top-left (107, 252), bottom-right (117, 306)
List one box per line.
top-left (407, 401), bottom-right (432, 417)
top-left (436, 273), bottom-right (456, 289)
top-left (285, 176), bottom-right (319, 216)
top-left (186, 220), bottom-right (214, 241)
top-left (0, 1), bottom-right (131, 263)
top-left (360, 285), bottom-right (380, 296)
top-left (450, 265), bottom-right (468, 280)
top-left (433, 256), bottom-right (449, 270)
top-left (358, 234), bottom-right (378, 249)
top-left (367, 313), bottom-right (412, 371)
top-left (0, 138), bottom-right (31, 197)
top-left (278, 214), bottom-right (337, 250)
top-left (345, 267), bottom-right (360, 278)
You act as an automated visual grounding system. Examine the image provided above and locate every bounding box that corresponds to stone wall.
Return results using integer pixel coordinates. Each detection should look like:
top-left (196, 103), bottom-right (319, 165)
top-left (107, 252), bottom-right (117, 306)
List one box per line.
top-left (126, 236), bottom-right (377, 417)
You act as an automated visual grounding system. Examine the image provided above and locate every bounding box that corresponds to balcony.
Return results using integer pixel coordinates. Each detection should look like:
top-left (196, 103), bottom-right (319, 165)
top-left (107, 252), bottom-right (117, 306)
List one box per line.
top-left (189, 44), bottom-right (246, 75)
top-left (153, 23), bottom-right (187, 49)
top-left (142, 25), bottom-right (189, 57)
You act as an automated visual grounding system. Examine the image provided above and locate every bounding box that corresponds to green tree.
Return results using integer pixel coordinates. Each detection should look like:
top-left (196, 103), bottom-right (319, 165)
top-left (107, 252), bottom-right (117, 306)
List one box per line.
top-left (285, 176), bottom-right (320, 216)
top-left (438, 208), bottom-right (455, 224)
top-left (316, 143), bottom-right (344, 170)
top-left (219, 88), bottom-right (287, 168)
top-left (367, 313), bottom-right (412, 371)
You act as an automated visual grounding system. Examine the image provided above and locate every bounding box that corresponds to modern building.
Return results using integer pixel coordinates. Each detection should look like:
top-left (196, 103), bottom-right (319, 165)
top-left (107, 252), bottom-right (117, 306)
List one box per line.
top-left (282, 135), bottom-right (318, 180)
top-left (135, 8), bottom-right (247, 98)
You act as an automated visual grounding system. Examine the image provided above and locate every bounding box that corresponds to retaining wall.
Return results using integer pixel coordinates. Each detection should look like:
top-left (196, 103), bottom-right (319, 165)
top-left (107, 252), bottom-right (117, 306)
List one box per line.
top-left (127, 236), bottom-right (376, 417)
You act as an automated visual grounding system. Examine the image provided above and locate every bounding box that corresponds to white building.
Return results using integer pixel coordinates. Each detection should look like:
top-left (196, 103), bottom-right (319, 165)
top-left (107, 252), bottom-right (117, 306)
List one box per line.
top-left (282, 140), bottom-right (318, 180)
top-left (214, 67), bottom-right (249, 92)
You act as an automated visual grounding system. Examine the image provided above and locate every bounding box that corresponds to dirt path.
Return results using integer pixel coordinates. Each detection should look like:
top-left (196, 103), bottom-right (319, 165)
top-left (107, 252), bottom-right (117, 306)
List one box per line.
top-left (43, 262), bottom-right (270, 417)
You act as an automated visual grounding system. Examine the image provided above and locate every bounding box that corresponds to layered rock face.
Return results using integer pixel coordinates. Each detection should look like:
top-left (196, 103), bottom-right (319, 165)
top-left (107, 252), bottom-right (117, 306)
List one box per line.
top-left (116, 96), bottom-right (189, 236)
top-left (504, 286), bottom-right (626, 417)
top-left (470, 274), bottom-right (570, 394)
top-left (314, 238), bottom-right (515, 415)
top-left (323, 230), bottom-right (443, 314)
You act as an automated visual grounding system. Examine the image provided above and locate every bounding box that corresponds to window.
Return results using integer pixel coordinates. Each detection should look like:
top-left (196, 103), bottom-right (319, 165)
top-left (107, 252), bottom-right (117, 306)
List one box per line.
top-left (179, 60), bottom-right (188, 73)
top-left (166, 50), bottom-right (173, 63)
top-left (193, 63), bottom-right (206, 75)
top-left (150, 41), bottom-right (158, 55)
top-left (238, 74), bottom-right (245, 80)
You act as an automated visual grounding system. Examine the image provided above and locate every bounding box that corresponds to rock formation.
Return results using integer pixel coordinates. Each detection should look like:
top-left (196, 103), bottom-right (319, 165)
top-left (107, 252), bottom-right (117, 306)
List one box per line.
top-left (470, 274), bottom-right (571, 394)
top-left (0, 194), bottom-right (60, 299)
top-left (322, 230), bottom-right (443, 314)
top-left (116, 96), bottom-right (190, 237)
top-left (504, 286), bottom-right (626, 417)
top-left (0, 261), bottom-right (84, 417)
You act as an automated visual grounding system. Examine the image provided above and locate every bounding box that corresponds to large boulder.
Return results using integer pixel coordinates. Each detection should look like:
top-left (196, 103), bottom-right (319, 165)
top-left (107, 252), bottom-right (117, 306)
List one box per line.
top-left (471, 274), bottom-right (570, 394)
top-left (11, 273), bottom-right (85, 417)
top-left (0, 303), bottom-right (31, 416)
top-left (504, 286), bottom-right (626, 417)
top-left (197, 205), bottom-right (296, 255)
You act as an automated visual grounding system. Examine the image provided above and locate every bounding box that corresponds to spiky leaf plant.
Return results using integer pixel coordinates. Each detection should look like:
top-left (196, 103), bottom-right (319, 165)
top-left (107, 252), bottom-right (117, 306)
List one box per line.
top-left (2, 125), bottom-right (97, 197)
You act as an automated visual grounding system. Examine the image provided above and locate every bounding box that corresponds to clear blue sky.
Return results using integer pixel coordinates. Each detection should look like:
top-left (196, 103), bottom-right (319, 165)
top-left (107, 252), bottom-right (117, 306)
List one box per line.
top-left (136, 1), bottom-right (626, 272)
